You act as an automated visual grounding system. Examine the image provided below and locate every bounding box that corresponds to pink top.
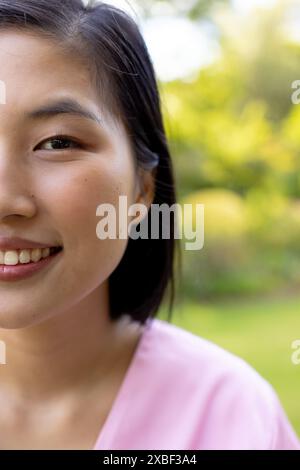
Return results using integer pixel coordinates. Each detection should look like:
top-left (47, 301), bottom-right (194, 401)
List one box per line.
top-left (92, 317), bottom-right (300, 450)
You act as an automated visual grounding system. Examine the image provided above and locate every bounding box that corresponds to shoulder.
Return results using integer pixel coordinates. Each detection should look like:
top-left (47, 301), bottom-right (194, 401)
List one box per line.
top-left (140, 318), bottom-right (300, 449)
top-left (144, 317), bottom-right (274, 396)
top-left (145, 317), bottom-right (270, 388)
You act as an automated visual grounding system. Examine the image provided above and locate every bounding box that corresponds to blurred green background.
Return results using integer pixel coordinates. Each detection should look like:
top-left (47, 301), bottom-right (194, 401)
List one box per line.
top-left (112, 0), bottom-right (300, 436)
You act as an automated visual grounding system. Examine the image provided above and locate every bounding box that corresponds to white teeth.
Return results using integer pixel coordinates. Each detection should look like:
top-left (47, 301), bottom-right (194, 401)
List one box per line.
top-left (19, 250), bottom-right (31, 264)
top-left (4, 251), bottom-right (19, 266)
top-left (0, 247), bottom-right (54, 266)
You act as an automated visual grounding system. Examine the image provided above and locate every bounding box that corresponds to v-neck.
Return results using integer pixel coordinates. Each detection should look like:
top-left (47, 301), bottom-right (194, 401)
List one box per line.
top-left (91, 316), bottom-right (155, 450)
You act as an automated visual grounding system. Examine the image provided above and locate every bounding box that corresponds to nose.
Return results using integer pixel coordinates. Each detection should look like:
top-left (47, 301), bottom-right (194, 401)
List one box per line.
top-left (0, 154), bottom-right (36, 220)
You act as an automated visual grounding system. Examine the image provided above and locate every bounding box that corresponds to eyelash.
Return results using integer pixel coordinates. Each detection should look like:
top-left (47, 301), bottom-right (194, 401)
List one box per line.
top-left (36, 134), bottom-right (83, 151)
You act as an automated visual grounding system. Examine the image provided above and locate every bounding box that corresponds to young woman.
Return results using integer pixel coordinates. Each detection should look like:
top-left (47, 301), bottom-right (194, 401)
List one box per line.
top-left (0, 0), bottom-right (298, 450)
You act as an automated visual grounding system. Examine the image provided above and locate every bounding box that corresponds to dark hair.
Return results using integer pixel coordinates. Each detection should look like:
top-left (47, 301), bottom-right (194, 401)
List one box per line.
top-left (0, 0), bottom-right (181, 325)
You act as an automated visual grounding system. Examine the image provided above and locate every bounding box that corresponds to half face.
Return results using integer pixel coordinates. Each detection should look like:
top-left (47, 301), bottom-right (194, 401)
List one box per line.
top-left (0, 30), bottom-right (141, 329)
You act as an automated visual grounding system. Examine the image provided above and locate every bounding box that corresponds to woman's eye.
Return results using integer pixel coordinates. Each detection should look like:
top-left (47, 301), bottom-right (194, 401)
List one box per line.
top-left (36, 135), bottom-right (82, 151)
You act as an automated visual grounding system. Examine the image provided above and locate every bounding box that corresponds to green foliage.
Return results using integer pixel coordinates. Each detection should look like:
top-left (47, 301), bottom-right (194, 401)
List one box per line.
top-left (158, 2), bottom-right (300, 300)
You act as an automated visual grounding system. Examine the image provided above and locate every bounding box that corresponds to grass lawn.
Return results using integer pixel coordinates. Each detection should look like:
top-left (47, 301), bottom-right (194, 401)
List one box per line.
top-left (158, 291), bottom-right (300, 438)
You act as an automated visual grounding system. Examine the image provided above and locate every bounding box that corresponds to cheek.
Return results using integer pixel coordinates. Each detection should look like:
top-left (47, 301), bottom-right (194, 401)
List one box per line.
top-left (36, 161), bottom-right (135, 282)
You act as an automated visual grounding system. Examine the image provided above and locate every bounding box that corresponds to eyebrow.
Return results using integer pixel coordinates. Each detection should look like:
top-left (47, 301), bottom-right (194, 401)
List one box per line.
top-left (26, 98), bottom-right (102, 126)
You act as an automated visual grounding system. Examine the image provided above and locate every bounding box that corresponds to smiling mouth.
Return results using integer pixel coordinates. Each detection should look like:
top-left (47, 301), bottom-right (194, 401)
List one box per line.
top-left (0, 245), bottom-right (64, 282)
top-left (0, 246), bottom-right (63, 266)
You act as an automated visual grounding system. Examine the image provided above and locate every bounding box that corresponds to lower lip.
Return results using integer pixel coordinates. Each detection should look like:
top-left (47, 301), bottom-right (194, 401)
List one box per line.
top-left (0, 249), bottom-right (63, 282)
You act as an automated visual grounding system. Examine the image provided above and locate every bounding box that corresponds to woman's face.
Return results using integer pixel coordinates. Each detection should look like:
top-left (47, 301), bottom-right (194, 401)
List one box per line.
top-left (0, 31), bottom-right (143, 329)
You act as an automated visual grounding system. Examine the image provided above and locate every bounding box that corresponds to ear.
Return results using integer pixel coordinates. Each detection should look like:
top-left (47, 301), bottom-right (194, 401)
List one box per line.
top-left (130, 167), bottom-right (156, 227)
top-left (134, 167), bottom-right (156, 210)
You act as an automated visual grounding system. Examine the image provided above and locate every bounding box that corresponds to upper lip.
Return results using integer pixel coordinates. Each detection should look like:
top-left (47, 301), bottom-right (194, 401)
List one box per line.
top-left (0, 237), bottom-right (60, 251)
